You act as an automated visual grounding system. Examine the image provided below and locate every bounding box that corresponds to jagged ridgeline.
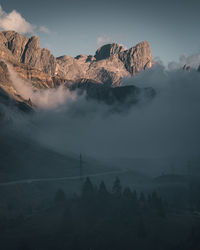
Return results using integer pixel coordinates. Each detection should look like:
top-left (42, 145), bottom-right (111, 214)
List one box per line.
top-left (0, 31), bottom-right (155, 111)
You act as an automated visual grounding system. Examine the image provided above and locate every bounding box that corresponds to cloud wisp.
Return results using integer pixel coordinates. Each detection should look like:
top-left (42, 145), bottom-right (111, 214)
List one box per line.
top-left (0, 5), bottom-right (34, 34)
top-left (0, 5), bottom-right (51, 35)
top-left (96, 34), bottom-right (113, 48)
top-left (23, 64), bottom-right (200, 161)
top-left (39, 26), bottom-right (51, 34)
top-left (7, 64), bottom-right (78, 109)
top-left (168, 53), bottom-right (200, 70)
top-left (3, 59), bottom-right (200, 165)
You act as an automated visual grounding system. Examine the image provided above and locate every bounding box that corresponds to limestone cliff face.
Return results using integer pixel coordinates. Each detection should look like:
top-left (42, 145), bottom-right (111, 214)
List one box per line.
top-left (56, 53), bottom-right (129, 86)
top-left (94, 41), bottom-right (153, 75)
top-left (0, 31), bottom-right (153, 86)
top-left (0, 32), bottom-right (17, 62)
top-left (0, 31), bottom-right (57, 76)
top-left (94, 43), bottom-right (125, 60)
top-left (0, 31), bottom-right (56, 104)
top-left (119, 41), bottom-right (153, 75)
top-left (0, 31), bottom-right (154, 109)
top-left (22, 36), bottom-right (57, 76)
top-left (56, 42), bottom-right (153, 85)
top-left (0, 61), bottom-right (32, 112)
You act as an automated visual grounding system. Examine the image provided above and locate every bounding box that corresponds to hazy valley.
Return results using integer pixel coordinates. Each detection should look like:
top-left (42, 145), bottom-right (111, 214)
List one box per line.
top-left (0, 28), bottom-right (200, 250)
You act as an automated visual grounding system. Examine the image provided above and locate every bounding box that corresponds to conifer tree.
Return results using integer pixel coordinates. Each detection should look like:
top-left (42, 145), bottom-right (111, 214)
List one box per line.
top-left (112, 177), bottom-right (122, 198)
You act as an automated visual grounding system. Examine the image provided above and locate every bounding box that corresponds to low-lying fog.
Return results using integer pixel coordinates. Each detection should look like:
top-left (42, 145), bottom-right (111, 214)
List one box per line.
top-left (2, 58), bottom-right (200, 176)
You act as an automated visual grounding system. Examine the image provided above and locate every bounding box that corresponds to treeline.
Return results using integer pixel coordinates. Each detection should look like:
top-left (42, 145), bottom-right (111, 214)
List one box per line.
top-left (15, 177), bottom-right (200, 250)
top-left (53, 177), bottom-right (167, 250)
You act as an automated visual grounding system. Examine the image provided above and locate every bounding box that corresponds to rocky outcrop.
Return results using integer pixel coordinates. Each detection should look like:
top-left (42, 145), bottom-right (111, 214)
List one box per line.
top-left (0, 32), bottom-right (57, 108)
top-left (0, 31), bottom-right (154, 109)
top-left (56, 52), bottom-right (129, 86)
top-left (183, 64), bottom-right (191, 71)
top-left (0, 32), bottom-right (17, 62)
top-left (94, 43), bottom-right (125, 60)
top-left (0, 31), bottom-right (57, 75)
top-left (0, 59), bottom-right (55, 100)
top-left (60, 54), bottom-right (129, 85)
top-left (0, 61), bottom-right (11, 86)
top-left (119, 41), bottom-right (153, 75)
top-left (182, 64), bottom-right (200, 72)
top-left (11, 62), bottom-right (55, 88)
top-left (0, 31), bottom-right (153, 86)
top-left (69, 80), bottom-right (156, 108)
top-left (95, 41), bottom-right (153, 75)
top-left (56, 42), bottom-right (153, 85)
top-left (0, 61), bottom-right (32, 113)
top-left (22, 36), bottom-right (57, 76)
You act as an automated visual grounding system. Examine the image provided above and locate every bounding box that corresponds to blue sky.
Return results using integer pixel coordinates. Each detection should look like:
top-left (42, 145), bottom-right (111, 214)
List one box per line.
top-left (1, 0), bottom-right (200, 65)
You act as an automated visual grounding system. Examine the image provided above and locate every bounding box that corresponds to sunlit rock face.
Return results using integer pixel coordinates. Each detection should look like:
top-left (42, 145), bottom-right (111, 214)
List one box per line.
top-left (0, 31), bottom-right (154, 109)
top-left (0, 31), bottom-right (153, 86)
top-left (56, 41), bottom-right (153, 86)
top-left (94, 43), bottom-right (125, 60)
top-left (0, 61), bottom-right (32, 113)
top-left (0, 31), bottom-right (57, 76)
top-left (119, 41), bottom-right (153, 75)
top-left (95, 41), bottom-right (153, 74)
top-left (56, 53), bottom-right (129, 86)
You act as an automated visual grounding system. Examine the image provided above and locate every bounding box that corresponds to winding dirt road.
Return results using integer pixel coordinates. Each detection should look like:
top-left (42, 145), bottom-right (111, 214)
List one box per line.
top-left (0, 169), bottom-right (128, 187)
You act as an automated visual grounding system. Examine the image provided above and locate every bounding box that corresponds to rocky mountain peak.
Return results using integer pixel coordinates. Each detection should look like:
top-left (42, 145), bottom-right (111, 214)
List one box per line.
top-left (2, 31), bottom-right (30, 61)
top-left (95, 43), bottom-right (125, 60)
top-left (119, 41), bottom-right (153, 75)
top-left (183, 64), bottom-right (191, 71)
top-left (0, 31), bottom-right (155, 110)
top-left (0, 31), bottom-right (56, 75)
top-left (0, 31), bottom-right (154, 90)
top-left (94, 41), bottom-right (153, 75)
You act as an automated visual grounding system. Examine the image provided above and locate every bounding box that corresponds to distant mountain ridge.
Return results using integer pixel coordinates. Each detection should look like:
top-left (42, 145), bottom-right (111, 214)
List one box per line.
top-left (0, 31), bottom-right (154, 110)
top-left (0, 31), bottom-right (153, 84)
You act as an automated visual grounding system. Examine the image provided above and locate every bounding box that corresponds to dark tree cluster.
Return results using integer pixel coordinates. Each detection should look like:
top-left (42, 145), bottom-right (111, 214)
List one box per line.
top-left (188, 180), bottom-right (200, 211)
top-left (53, 177), bottom-right (166, 250)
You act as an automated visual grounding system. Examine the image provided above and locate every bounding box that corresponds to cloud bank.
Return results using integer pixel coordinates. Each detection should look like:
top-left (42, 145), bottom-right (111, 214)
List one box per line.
top-left (4, 59), bottom-right (200, 169)
top-left (0, 5), bottom-right (34, 34)
top-left (168, 53), bottom-right (200, 70)
top-left (39, 26), bottom-right (51, 34)
top-left (0, 5), bottom-right (51, 35)
top-left (7, 64), bottom-right (77, 109)
top-left (20, 64), bottom-right (200, 161)
top-left (97, 35), bottom-right (113, 47)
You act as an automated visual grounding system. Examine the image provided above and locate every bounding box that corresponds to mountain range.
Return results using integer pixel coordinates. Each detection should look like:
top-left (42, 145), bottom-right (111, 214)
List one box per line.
top-left (0, 31), bottom-right (154, 111)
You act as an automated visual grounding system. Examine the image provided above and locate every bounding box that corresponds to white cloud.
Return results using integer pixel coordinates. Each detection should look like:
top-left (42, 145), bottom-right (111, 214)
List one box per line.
top-left (7, 64), bottom-right (77, 109)
top-left (168, 53), bottom-right (200, 70)
top-left (39, 26), bottom-right (51, 34)
top-left (96, 34), bottom-right (127, 49)
top-left (0, 5), bottom-right (34, 34)
top-left (96, 35), bottom-right (113, 48)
